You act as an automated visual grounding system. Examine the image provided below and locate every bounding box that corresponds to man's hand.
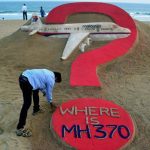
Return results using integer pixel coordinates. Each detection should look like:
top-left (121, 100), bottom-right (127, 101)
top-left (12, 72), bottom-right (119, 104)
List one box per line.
top-left (50, 102), bottom-right (57, 112)
top-left (42, 91), bottom-right (46, 96)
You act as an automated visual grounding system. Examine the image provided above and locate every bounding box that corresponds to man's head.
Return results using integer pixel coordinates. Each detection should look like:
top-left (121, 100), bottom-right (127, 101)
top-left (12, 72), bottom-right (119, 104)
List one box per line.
top-left (53, 72), bottom-right (62, 83)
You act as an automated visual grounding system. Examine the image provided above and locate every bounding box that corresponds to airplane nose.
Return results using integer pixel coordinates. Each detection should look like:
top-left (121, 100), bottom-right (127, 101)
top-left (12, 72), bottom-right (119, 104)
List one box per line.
top-left (127, 28), bottom-right (131, 34)
top-left (122, 27), bottom-right (131, 34)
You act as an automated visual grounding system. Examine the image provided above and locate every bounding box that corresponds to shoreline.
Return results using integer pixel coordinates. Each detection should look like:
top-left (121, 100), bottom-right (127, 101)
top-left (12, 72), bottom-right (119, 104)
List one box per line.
top-left (1, 12), bottom-right (150, 22)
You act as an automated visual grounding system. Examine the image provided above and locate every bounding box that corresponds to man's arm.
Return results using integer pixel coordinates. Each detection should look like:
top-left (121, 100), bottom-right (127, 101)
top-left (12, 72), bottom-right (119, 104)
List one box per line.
top-left (46, 83), bottom-right (53, 103)
top-left (46, 83), bottom-right (57, 111)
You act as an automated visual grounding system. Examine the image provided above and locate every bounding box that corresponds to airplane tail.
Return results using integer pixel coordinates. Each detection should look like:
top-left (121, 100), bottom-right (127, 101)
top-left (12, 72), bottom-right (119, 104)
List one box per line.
top-left (20, 13), bottom-right (43, 35)
top-left (31, 13), bottom-right (42, 26)
top-left (28, 13), bottom-right (42, 35)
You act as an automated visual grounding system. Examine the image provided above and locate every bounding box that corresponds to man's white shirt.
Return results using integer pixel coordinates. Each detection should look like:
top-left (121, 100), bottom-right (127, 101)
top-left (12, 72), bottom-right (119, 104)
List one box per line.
top-left (22, 5), bottom-right (27, 12)
top-left (22, 69), bottom-right (55, 103)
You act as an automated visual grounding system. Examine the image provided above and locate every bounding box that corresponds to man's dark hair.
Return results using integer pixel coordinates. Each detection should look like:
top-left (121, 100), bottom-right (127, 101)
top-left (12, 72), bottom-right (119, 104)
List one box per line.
top-left (53, 72), bottom-right (62, 83)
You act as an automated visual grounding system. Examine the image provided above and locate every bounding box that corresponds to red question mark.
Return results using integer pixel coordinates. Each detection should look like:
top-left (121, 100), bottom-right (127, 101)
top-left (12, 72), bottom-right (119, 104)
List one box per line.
top-left (46, 2), bottom-right (137, 150)
top-left (46, 2), bottom-right (137, 87)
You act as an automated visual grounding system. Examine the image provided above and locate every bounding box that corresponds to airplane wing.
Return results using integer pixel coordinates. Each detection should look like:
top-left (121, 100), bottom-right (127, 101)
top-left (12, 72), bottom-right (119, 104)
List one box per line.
top-left (61, 33), bottom-right (89, 60)
top-left (29, 30), bottom-right (38, 36)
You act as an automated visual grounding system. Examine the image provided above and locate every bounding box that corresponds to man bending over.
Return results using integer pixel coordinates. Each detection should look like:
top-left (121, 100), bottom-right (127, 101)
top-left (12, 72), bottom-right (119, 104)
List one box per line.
top-left (16, 69), bottom-right (62, 137)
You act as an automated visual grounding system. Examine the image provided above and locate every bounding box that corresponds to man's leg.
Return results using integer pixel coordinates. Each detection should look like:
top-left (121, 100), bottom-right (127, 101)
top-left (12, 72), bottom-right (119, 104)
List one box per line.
top-left (17, 76), bottom-right (32, 129)
top-left (32, 90), bottom-right (44, 115)
top-left (25, 12), bottom-right (27, 20)
top-left (33, 89), bottom-right (40, 113)
top-left (23, 12), bottom-right (25, 20)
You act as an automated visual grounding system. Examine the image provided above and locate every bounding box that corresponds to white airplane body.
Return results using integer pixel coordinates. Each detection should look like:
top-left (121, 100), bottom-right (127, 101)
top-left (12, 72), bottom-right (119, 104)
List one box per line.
top-left (21, 16), bottom-right (131, 60)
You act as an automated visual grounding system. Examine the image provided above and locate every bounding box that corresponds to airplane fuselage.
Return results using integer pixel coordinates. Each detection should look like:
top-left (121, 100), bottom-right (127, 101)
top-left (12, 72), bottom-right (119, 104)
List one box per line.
top-left (37, 22), bottom-right (130, 35)
top-left (21, 22), bottom-right (130, 36)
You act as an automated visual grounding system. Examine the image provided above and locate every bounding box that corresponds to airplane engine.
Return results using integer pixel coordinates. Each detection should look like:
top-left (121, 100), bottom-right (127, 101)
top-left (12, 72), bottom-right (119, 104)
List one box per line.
top-left (79, 37), bottom-right (92, 53)
top-left (85, 37), bottom-right (92, 46)
top-left (79, 43), bottom-right (87, 52)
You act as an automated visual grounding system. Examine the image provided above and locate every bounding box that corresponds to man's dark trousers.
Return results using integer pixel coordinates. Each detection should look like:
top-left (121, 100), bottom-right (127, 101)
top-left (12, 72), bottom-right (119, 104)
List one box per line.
top-left (23, 11), bottom-right (27, 20)
top-left (17, 75), bottom-right (39, 129)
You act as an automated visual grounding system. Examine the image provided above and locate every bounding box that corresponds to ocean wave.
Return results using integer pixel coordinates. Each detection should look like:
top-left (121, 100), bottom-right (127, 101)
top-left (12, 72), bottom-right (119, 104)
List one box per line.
top-left (0, 11), bottom-right (149, 21)
top-left (1, 10), bottom-right (150, 16)
top-left (0, 11), bottom-right (16, 13)
top-left (0, 12), bottom-right (48, 20)
top-left (130, 12), bottom-right (150, 16)
top-left (0, 11), bottom-right (43, 14)
top-left (129, 12), bottom-right (150, 21)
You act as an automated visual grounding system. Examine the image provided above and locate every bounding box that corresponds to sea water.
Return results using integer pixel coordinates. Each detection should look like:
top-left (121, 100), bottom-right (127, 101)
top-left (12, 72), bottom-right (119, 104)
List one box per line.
top-left (0, 1), bottom-right (150, 21)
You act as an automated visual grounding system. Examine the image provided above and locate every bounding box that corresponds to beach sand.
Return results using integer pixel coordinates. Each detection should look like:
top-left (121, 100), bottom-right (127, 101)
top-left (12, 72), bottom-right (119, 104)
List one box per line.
top-left (0, 14), bottom-right (150, 150)
top-left (0, 20), bottom-right (26, 39)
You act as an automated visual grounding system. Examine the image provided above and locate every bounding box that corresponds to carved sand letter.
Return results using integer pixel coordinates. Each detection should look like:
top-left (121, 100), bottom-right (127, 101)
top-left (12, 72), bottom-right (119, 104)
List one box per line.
top-left (60, 106), bottom-right (75, 115)
top-left (88, 107), bottom-right (99, 116)
top-left (110, 108), bottom-right (120, 118)
top-left (75, 106), bottom-right (88, 115)
top-left (99, 107), bottom-right (110, 116)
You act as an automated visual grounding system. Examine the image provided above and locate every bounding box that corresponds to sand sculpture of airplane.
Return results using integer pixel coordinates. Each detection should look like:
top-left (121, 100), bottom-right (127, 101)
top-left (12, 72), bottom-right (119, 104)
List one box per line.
top-left (21, 15), bottom-right (131, 60)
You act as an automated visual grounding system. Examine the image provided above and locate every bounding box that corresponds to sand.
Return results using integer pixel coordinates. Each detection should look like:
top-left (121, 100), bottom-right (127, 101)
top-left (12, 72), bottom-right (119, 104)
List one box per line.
top-left (0, 14), bottom-right (150, 150)
top-left (0, 20), bottom-right (26, 39)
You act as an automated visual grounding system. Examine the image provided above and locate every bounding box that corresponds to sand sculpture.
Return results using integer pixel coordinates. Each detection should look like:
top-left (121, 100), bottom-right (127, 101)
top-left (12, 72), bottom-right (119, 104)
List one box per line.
top-left (48, 2), bottom-right (137, 150)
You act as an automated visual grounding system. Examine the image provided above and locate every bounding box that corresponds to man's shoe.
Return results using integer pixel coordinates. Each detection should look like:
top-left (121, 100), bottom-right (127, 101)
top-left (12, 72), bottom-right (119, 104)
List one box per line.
top-left (32, 108), bottom-right (44, 116)
top-left (16, 128), bottom-right (32, 137)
